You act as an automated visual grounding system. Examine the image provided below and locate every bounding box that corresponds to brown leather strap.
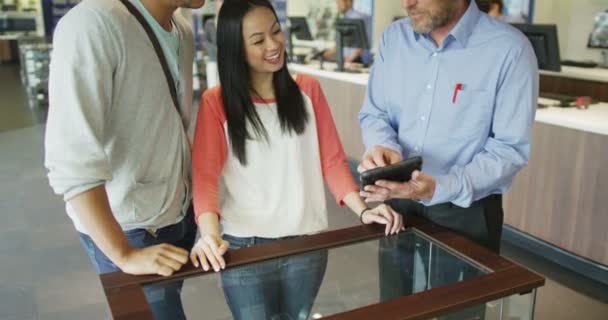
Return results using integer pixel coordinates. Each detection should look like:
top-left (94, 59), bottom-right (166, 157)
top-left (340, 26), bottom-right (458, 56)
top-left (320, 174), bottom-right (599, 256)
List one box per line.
top-left (118, 0), bottom-right (181, 115)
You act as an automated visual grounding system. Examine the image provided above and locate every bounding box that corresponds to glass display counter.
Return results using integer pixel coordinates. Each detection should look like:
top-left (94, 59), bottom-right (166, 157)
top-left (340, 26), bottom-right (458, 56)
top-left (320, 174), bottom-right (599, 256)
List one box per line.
top-left (100, 215), bottom-right (544, 319)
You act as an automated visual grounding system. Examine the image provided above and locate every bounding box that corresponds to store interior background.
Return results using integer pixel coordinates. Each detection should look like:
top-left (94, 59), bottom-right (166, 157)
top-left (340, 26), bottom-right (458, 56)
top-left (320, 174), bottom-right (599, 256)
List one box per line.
top-left (1, 0), bottom-right (607, 319)
top-left (285, 0), bottom-right (608, 63)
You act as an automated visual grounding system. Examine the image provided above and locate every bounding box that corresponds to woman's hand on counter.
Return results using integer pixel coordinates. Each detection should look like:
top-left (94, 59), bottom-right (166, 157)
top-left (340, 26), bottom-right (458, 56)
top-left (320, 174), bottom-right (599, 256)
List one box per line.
top-left (190, 234), bottom-right (229, 272)
top-left (362, 203), bottom-right (405, 236)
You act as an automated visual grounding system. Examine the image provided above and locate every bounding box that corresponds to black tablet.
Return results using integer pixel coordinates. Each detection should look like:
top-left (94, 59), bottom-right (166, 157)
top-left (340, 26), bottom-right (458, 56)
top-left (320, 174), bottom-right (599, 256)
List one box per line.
top-left (360, 156), bottom-right (423, 188)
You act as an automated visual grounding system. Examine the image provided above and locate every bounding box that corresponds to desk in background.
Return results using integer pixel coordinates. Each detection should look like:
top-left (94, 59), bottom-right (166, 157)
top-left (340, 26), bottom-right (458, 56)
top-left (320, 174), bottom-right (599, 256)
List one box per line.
top-left (540, 66), bottom-right (608, 102)
top-left (290, 62), bottom-right (368, 159)
top-left (503, 104), bottom-right (608, 279)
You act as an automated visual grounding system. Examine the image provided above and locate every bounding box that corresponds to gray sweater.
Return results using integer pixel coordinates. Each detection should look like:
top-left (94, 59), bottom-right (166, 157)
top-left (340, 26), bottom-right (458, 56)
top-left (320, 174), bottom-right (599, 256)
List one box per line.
top-left (45, 0), bottom-right (194, 233)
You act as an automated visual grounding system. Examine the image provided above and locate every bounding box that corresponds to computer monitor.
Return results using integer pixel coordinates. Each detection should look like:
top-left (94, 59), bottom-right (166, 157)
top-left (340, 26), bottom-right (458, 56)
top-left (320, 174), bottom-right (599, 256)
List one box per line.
top-left (11, 18), bottom-right (37, 32)
top-left (334, 18), bottom-right (370, 72)
top-left (288, 16), bottom-right (313, 41)
top-left (287, 16), bottom-right (313, 63)
top-left (511, 23), bottom-right (561, 72)
top-left (0, 17), bottom-right (37, 33)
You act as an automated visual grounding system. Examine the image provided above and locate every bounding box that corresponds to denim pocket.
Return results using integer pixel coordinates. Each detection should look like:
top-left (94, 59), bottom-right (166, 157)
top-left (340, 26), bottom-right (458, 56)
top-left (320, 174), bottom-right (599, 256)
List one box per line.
top-left (123, 228), bottom-right (155, 247)
top-left (223, 234), bottom-right (252, 250)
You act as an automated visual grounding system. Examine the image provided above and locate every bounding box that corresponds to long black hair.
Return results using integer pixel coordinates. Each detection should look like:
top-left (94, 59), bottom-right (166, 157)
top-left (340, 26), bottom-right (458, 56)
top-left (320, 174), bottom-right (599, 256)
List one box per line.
top-left (217, 0), bottom-right (308, 165)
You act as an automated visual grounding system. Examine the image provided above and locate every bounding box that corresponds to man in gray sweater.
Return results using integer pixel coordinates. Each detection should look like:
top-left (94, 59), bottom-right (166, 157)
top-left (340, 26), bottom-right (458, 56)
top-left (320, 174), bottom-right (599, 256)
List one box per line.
top-left (45, 0), bottom-right (205, 318)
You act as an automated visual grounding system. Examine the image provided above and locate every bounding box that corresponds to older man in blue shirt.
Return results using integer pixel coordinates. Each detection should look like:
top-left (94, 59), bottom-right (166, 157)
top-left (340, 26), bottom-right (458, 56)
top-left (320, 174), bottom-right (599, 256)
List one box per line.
top-left (358, 0), bottom-right (537, 253)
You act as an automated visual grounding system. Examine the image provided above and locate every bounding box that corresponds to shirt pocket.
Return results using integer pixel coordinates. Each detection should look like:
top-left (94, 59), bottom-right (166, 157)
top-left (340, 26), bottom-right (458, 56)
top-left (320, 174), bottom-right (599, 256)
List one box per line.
top-left (129, 178), bottom-right (171, 221)
top-left (439, 89), bottom-right (494, 140)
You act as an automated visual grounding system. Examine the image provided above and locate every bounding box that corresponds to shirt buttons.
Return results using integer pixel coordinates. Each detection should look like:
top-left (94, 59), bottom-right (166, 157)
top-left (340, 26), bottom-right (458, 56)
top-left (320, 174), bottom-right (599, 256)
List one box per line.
top-left (426, 84), bottom-right (432, 90)
top-left (414, 146), bottom-right (420, 152)
top-left (420, 116), bottom-right (426, 121)
top-left (432, 52), bottom-right (438, 57)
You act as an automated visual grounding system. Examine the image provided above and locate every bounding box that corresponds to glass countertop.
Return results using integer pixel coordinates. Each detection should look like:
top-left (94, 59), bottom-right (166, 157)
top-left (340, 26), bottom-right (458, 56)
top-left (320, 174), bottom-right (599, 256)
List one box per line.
top-left (145, 229), bottom-right (489, 319)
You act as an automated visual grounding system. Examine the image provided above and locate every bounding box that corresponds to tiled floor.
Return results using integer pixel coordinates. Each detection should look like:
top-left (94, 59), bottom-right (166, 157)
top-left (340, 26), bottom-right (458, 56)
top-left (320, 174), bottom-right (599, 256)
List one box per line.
top-left (0, 63), bottom-right (606, 319)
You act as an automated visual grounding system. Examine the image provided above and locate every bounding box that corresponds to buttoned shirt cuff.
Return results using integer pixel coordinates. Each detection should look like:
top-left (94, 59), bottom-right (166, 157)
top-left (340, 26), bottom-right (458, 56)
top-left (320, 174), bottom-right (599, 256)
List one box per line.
top-left (422, 174), bottom-right (458, 207)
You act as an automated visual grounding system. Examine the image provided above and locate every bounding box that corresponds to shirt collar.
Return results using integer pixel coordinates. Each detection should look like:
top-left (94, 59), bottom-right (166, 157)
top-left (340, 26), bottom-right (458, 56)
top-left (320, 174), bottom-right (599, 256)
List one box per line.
top-left (411, 0), bottom-right (481, 49)
top-left (448, 0), bottom-right (481, 48)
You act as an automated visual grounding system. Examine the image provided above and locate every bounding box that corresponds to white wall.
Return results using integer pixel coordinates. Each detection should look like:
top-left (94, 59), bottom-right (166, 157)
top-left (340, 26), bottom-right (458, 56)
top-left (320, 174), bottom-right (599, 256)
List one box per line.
top-left (373, 0), bottom-right (406, 49)
top-left (534, 0), bottom-right (606, 62)
top-left (286, 0), bottom-right (309, 16)
top-left (286, 0), bottom-right (337, 42)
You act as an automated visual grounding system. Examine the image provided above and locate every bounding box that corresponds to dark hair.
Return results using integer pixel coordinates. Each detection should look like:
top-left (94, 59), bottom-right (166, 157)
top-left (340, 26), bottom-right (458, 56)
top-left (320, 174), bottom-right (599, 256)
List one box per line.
top-left (217, 0), bottom-right (308, 165)
top-left (476, 0), bottom-right (503, 13)
top-left (493, 0), bottom-right (504, 12)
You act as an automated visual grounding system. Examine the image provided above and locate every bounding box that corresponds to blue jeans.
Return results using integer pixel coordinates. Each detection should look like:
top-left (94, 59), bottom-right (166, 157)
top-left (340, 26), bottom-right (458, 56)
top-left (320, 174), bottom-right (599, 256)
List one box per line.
top-left (221, 234), bottom-right (328, 320)
top-left (79, 208), bottom-right (197, 320)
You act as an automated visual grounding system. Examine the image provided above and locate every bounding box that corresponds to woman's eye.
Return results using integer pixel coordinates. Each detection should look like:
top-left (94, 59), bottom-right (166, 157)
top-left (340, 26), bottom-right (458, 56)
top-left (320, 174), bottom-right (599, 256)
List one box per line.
top-left (273, 29), bottom-right (281, 35)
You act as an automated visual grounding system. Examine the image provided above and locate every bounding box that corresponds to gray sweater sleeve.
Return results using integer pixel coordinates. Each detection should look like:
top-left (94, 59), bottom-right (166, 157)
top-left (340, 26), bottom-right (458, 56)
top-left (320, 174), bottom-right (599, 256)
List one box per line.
top-left (44, 6), bottom-right (117, 201)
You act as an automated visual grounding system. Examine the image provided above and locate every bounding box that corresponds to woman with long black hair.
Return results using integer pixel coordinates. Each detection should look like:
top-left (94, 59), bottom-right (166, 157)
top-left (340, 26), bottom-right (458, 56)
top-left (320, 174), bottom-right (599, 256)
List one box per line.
top-left (190, 0), bottom-right (403, 319)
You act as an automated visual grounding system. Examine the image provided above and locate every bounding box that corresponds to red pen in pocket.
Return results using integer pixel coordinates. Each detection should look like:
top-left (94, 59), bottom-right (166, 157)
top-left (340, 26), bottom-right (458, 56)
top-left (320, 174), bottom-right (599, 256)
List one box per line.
top-left (452, 83), bottom-right (463, 104)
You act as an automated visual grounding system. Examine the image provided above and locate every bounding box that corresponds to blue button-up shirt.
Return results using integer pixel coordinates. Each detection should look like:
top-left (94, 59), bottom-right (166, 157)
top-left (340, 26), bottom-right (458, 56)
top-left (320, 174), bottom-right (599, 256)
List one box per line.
top-left (358, 1), bottom-right (538, 207)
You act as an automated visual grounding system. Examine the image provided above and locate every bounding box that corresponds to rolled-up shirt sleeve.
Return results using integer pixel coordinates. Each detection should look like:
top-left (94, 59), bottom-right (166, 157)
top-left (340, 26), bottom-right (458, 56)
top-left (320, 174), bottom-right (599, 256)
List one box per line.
top-left (44, 9), bottom-right (116, 201)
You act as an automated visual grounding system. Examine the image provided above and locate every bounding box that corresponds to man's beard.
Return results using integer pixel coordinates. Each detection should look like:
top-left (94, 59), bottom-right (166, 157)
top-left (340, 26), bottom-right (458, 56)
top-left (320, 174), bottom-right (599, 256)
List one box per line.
top-left (410, 0), bottom-right (460, 34)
